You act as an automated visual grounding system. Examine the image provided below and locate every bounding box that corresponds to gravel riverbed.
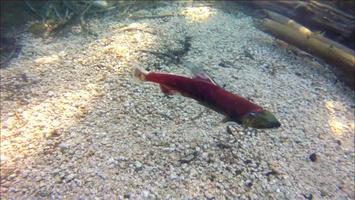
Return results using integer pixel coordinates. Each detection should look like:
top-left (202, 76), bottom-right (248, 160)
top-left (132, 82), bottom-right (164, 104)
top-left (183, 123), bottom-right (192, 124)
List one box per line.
top-left (1, 2), bottom-right (354, 199)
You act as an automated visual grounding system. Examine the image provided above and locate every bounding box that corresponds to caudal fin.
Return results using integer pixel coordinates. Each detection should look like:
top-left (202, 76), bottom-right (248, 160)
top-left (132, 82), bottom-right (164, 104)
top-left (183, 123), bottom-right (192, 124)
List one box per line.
top-left (133, 67), bottom-right (148, 81)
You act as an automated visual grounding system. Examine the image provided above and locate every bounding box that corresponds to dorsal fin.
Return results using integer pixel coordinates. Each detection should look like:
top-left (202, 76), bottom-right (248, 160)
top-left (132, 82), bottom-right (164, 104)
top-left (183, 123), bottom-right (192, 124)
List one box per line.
top-left (181, 61), bottom-right (218, 85)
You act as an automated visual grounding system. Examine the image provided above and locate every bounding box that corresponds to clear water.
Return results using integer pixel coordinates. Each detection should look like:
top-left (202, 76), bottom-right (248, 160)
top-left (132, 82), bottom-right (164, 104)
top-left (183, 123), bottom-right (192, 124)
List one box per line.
top-left (1, 1), bottom-right (354, 199)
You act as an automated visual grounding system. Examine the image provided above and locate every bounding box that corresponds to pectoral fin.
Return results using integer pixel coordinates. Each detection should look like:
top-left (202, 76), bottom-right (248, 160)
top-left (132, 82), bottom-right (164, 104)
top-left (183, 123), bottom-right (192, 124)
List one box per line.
top-left (222, 116), bottom-right (233, 123)
top-left (160, 84), bottom-right (180, 95)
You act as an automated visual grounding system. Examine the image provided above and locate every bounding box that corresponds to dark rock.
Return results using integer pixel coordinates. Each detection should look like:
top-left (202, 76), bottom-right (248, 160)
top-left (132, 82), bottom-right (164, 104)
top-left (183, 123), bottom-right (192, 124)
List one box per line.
top-left (243, 49), bottom-right (255, 60)
top-left (179, 153), bottom-right (196, 164)
top-left (209, 174), bottom-right (216, 182)
top-left (245, 180), bottom-right (253, 188)
top-left (235, 169), bottom-right (243, 175)
top-left (20, 73), bottom-right (28, 82)
top-left (309, 153), bottom-right (318, 162)
top-left (335, 140), bottom-right (342, 145)
top-left (124, 193), bottom-right (131, 199)
top-left (320, 190), bottom-right (328, 197)
top-left (303, 193), bottom-right (313, 200)
top-left (218, 60), bottom-right (234, 68)
top-left (66, 174), bottom-right (76, 182)
top-left (216, 142), bottom-right (231, 149)
top-left (244, 159), bottom-right (252, 164)
top-left (265, 169), bottom-right (279, 176)
top-left (218, 62), bottom-right (230, 68)
top-left (226, 125), bottom-right (234, 135)
top-left (134, 161), bottom-right (143, 172)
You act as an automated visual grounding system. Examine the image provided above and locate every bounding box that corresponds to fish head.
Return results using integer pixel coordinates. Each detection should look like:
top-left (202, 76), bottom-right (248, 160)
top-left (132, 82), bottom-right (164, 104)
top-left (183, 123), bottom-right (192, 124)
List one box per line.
top-left (240, 110), bottom-right (281, 129)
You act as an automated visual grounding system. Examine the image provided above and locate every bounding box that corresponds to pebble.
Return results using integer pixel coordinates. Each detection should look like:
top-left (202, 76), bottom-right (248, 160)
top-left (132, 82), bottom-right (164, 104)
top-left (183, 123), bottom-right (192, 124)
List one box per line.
top-left (21, 171), bottom-right (29, 178)
top-left (66, 174), bottom-right (76, 182)
top-left (9, 187), bottom-right (17, 193)
top-left (58, 143), bottom-right (70, 153)
top-left (226, 125), bottom-right (234, 135)
top-left (54, 175), bottom-right (63, 183)
top-left (179, 154), bottom-right (196, 164)
top-left (309, 153), bottom-right (318, 162)
top-left (7, 174), bottom-right (16, 181)
top-left (142, 190), bottom-right (151, 198)
top-left (134, 161), bottom-right (143, 172)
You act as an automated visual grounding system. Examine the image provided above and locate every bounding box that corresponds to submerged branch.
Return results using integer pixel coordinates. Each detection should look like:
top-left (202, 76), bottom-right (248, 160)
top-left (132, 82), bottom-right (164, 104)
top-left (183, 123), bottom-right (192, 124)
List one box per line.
top-left (258, 14), bottom-right (355, 88)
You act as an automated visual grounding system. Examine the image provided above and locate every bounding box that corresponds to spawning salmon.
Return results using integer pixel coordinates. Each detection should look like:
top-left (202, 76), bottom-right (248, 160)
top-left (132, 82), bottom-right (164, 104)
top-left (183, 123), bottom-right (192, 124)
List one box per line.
top-left (133, 65), bottom-right (281, 129)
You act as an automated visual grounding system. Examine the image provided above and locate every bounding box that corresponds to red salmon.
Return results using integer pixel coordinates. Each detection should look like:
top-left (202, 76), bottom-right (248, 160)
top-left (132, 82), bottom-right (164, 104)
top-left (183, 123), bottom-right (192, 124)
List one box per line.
top-left (133, 67), bottom-right (280, 129)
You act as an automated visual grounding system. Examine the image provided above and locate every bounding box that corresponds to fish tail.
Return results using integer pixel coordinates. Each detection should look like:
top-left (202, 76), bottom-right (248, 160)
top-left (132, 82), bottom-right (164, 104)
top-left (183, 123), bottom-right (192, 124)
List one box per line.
top-left (133, 67), bottom-right (148, 81)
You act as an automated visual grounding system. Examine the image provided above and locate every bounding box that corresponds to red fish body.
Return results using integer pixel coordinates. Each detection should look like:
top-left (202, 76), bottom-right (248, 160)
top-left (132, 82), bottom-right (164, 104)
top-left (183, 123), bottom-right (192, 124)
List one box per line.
top-left (134, 68), bottom-right (280, 129)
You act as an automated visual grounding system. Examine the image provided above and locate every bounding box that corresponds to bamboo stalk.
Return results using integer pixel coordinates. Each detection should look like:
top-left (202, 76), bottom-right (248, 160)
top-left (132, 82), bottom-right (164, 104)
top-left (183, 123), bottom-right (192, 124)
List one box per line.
top-left (263, 10), bottom-right (355, 56)
top-left (260, 18), bottom-right (354, 88)
top-left (250, 0), bottom-right (355, 45)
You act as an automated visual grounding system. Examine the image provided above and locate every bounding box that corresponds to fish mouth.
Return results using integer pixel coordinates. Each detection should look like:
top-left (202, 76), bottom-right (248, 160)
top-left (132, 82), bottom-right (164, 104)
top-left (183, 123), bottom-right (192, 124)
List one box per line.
top-left (262, 120), bottom-right (281, 129)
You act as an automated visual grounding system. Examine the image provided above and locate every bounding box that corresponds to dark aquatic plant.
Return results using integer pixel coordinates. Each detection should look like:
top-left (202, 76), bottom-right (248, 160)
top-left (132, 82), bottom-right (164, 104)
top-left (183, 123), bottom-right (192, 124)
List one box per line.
top-left (26, 0), bottom-right (116, 37)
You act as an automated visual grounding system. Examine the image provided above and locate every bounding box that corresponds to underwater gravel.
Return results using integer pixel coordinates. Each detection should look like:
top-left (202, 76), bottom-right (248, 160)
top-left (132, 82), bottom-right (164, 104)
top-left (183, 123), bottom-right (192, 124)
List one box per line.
top-left (1, 1), bottom-right (354, 199)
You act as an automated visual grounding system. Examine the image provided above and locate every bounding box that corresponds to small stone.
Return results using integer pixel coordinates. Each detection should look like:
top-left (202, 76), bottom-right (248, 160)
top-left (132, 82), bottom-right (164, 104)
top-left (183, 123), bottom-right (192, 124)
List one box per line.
top-left (243, 49), bottom-right (255, 60)
top-left (58, 143), bottom-right (69, 153)
top-left (117, 156), bottom-right (128, 161)
top-left (245, 180), bottom-right (253, 188)
top-left (265, 169), bottom-right (279, 176)
top-left (124, 193), bottom-right (131, 199)
top-left (54, 175), bottom-right (63, 183)
top-left (216, 142), bottom-right (231, 149)
top-left (235, 169), bottom-right (243, 175)
top-left (179, 154), bottom-right (195, 164)
top-left (226, 125), bottom-right (236, 135)
top-left (170, 172), bottom-right (178, 180)
top-left (66, 174), bottom-right (76, 182)
top-left (320, 190), bottom-right (328, 197)
top-left (244, 159), bottom-right (252, 164)
top-left (309, 153), bottom-right (318, 162)
top-left (303, 193), bottom-right (313, 200)
top-left (204, 190), bottom-right (215, 199)
top-left (74, 179), bottom-right (82, 186)
top-left (45, 129), bottom-right (60, 138)
top-left (0, 155), bottom-right (8, 163)
top-left (21, 171), bottom-right (29, 178)
top-left (260, 63), bottom-right (268, 69)
top-left (107, 157), bottom-right (117, 167)
top-left (38, 189), bottom-right (48, 197)
top-left (134, 161), bottom-right (143, 172)
top-left (335, 140), bottom-right (342, 145)
top-left (9, 187), bottom-right (17, 193)
top-left (142, 190), bottom-right (150, 198)
top-left (295, 72), bottom-right (302, 76)
top-left (7, 174), bottom-right (16, 180)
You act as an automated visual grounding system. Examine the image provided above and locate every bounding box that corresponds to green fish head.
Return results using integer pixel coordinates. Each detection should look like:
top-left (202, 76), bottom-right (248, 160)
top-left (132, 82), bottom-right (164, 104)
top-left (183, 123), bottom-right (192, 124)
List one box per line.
top-left (240, 110), bottom-right (281, 129)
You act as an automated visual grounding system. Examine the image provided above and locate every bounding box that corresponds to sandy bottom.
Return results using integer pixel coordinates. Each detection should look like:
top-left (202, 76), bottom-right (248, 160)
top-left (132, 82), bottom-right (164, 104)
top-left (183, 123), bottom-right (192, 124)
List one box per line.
top-left (1, 2), bottom-right (354, 199)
